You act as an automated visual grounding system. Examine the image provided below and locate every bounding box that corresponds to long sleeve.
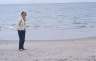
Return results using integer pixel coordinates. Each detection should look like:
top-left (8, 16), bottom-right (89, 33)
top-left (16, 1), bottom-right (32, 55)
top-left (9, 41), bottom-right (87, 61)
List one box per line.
top-left (16, 17), bottom-right (21, 30)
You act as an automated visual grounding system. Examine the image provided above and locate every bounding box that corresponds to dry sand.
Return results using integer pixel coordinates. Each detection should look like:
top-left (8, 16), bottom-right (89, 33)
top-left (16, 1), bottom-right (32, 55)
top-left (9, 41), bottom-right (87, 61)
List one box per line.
top-left (0, 38), bottom-right (96, 61)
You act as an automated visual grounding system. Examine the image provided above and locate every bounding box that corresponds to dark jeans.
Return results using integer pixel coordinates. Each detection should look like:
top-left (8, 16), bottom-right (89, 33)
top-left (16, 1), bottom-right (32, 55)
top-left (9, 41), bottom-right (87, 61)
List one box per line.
top-left (18, 30), bottom-right (26, 49)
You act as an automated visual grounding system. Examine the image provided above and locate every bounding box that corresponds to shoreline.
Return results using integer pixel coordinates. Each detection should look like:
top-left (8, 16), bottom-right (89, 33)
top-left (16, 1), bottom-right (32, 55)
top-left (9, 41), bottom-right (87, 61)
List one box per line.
top-left (0, 36), bottom-right (96, 42)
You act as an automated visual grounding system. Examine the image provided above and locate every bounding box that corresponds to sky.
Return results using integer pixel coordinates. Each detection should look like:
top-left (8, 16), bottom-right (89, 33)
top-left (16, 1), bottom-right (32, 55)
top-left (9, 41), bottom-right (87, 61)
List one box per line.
top-left (0, 0), bottom-right (96, 4)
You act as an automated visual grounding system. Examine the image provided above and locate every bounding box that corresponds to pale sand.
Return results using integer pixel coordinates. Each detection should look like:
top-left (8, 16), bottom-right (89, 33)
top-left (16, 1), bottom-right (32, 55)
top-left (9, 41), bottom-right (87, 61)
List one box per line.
top-left (0, 38), bottom-right (96, 61)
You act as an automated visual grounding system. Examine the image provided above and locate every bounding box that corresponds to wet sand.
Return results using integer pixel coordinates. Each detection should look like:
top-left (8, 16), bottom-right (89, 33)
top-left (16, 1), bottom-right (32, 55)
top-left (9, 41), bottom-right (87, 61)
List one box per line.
top-left (0, 38), bottom-right (96, 61)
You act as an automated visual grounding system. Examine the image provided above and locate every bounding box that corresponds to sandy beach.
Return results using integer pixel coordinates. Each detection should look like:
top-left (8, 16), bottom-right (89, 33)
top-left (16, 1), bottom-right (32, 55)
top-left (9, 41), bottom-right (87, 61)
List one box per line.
top-left (0, 2), bottom-right (96, 61)
top-left (0, 38), bottom-right (96, 61)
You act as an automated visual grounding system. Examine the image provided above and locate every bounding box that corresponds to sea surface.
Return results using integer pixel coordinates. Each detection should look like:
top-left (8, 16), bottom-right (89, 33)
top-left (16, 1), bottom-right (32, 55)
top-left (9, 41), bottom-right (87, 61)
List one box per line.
top-left (0, 2), bottom-right (96, 40)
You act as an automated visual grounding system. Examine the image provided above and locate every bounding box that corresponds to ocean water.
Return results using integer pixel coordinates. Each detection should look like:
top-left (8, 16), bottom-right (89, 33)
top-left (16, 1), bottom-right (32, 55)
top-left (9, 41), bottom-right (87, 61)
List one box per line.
top-left (0, 2), bottom-right (96, 40)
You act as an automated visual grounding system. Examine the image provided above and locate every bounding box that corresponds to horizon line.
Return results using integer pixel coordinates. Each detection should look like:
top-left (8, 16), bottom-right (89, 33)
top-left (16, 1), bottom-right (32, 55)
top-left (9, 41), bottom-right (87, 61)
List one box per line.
top-left (0, 1), bottom-right (95, 4)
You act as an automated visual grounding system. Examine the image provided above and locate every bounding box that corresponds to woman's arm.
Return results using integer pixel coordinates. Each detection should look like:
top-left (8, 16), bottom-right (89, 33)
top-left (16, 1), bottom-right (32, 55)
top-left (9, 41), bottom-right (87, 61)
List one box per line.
top-left (16, 17), bottom-right (22, 30)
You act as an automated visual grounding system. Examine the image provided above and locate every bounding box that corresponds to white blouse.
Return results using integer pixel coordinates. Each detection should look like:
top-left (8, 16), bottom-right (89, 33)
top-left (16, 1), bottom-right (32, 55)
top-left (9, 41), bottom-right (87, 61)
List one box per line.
top-left (16, 16), bottom-right (27, 30)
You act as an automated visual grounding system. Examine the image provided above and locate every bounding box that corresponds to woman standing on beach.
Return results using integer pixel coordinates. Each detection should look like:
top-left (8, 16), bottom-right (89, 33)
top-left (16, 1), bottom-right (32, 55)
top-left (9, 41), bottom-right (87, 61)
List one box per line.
top-left (16, 11), bottom-right (27, 51)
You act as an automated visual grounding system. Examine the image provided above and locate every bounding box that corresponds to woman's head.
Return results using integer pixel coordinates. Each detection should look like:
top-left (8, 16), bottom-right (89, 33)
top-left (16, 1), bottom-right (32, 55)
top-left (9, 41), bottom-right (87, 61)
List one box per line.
top-left (21, 11), bottom-right (27, 17)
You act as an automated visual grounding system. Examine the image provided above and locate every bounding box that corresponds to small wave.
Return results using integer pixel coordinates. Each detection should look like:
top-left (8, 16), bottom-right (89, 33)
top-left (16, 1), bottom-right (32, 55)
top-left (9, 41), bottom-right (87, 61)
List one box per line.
top-left (9, 26), bottom-right (14, 29)
top-left (0, 26), bottom-right (2, 31)
top-left (75, 25), bottom-right (87, 29)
